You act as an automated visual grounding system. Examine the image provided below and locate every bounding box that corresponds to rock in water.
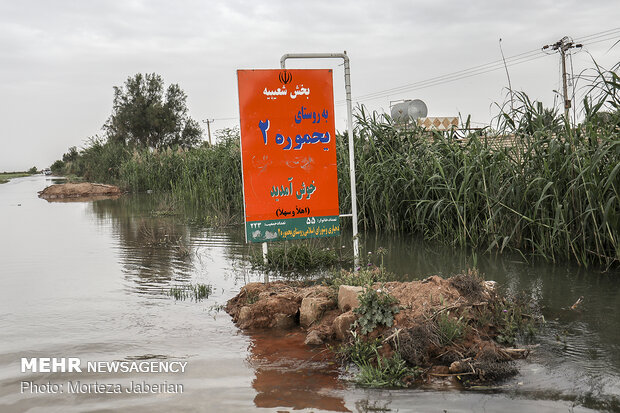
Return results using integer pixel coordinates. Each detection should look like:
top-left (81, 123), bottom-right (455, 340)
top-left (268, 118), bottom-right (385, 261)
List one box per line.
top-left (304, 330), bottom-right (324, 346)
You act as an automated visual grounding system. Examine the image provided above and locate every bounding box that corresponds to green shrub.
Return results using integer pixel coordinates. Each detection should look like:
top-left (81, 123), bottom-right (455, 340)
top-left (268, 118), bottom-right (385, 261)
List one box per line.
top-left (493, 296), bottom-right (537, 345)
top-left (353, 286), bottom-right (400, 335)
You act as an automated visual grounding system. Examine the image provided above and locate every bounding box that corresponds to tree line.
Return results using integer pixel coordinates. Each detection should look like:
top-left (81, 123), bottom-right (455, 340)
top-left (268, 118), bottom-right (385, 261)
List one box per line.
top-left (52, 73), bottom-right (203, 174)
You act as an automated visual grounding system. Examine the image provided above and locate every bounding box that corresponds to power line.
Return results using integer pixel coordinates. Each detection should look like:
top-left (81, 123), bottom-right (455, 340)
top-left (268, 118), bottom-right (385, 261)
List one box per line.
top-left (218, 28), bottom-right (620, 117)
top-left (339, 49), bottom-right (544, 103)
top-left (580, 34), bottom-right (620, 48)
top-left (337, 53), bottom-right (549, 105)
top-left (334, 27), bottom-right (620, 107)
top-left (574, 27), bottom-right (620, 43)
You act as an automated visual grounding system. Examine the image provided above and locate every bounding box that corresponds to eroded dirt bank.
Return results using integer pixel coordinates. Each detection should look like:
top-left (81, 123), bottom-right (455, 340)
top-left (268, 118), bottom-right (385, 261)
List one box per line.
top-left (38, 183), bottom-right (122, 201)
top-left (226, 272), bottom-right (533, 386)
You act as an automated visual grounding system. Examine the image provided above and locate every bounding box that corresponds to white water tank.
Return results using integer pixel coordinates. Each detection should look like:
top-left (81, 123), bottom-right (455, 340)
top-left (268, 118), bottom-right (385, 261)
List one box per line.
top-left (390, 99), bottom-right (428, 124)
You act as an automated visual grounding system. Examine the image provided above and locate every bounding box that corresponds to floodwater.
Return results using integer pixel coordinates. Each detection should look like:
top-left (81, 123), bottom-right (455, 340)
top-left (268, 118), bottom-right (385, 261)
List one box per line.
top-left (1, 175), bottom-right (619, 412)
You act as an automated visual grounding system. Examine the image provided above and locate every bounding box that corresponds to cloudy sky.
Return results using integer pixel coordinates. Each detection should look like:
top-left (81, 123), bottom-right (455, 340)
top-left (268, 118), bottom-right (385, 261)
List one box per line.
top-left (0, 0), bottom-right (618, 171)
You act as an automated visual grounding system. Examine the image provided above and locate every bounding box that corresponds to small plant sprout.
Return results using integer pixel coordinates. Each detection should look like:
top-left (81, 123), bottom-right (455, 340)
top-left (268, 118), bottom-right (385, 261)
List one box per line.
top-left (167, 283), bottom-right (213, 301)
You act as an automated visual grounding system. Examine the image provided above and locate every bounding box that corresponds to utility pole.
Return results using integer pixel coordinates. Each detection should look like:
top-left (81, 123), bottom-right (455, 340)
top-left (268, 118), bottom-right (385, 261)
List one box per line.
top-left (202, 119), bottom-right (214, 145)
top-left (542, 37), bottom-right (582, 123)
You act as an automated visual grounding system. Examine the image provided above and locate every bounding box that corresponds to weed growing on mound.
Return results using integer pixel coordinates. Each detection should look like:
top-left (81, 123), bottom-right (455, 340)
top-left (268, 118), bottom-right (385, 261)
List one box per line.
top-left (493, 294), bottom-right (538, 345)
top-left (354, 286), bottom-right (400, 335)
top-left (322, 268), bottom-right (543, 388)
top-left (333, 332), bottom-right (382, 365)
top-left (356, 352), bottom-right (419, 388)
top-left (434, 311), bottom-right (467, 346)
top-left (335, 333), bottom-right (419, 388)
top-left (328, 265), bottom-right (392, 292)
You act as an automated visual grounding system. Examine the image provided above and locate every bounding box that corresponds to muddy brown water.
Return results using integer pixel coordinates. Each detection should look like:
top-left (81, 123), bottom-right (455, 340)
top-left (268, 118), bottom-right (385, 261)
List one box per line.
top-left (1, 175), bottom-right (619, 412)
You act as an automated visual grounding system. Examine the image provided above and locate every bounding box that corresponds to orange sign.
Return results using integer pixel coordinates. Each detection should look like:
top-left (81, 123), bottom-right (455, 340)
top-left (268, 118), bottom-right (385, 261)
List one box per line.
top-left (237, 69), bottom-right (340, 242)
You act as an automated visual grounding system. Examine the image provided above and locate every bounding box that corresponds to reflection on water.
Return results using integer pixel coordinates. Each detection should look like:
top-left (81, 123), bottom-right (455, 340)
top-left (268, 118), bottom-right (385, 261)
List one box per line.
top-left (92, 198), bottom-right (196, 297)
top-left (89, 195), bottom-right (235, 296)
top-left (1, 176), bottom-right (620, 412)
top-left (248, 330), bottom-right (349, 412)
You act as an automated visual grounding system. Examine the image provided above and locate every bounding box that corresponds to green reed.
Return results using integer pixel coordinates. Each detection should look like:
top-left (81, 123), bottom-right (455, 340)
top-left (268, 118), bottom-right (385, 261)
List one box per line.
top-left (168, 283), bottom-right (212, 301)
top-left (340, 62), bottom-right (619, 268)
top-left (117, 129), bottom-right (243, 223)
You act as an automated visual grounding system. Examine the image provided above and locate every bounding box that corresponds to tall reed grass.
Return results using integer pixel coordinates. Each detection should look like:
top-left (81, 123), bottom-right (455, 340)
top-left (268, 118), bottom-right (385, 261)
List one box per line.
top-left (55, 63), bottom-right (619, 268)
top-left (119, 131), bottom-right (243, 218)
top-left (340, 62), bottom-right (619, 268)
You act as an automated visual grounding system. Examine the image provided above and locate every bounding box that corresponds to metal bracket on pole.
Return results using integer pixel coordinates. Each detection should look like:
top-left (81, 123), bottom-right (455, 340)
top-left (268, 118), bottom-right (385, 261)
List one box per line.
top-left (280, 52), bottom-right (360, 269)
top-left (262, 242), bottom-right (268, 264)
top-left (262, 242), bottom-right (269, 283)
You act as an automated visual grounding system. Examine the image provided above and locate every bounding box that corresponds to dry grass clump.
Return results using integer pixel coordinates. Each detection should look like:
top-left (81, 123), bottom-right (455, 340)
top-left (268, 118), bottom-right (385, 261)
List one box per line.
top-left (449, 269), bottom-right (485, 301)
top-left (394, 322), bottom-right (437, 366)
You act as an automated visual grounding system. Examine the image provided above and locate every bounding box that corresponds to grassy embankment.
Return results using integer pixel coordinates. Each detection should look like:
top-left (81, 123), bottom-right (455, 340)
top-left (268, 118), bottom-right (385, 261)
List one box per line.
top-left (54, 62), bottom-right (620, 268)
top-left (0, 171), bottom-right (36, 184)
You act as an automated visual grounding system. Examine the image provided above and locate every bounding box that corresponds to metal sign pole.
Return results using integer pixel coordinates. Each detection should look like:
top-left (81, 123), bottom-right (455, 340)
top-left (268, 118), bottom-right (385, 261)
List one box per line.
top-left (280, 52), bottom-right (360, 269)
top-left (262, 242), bottom-right (268, 283)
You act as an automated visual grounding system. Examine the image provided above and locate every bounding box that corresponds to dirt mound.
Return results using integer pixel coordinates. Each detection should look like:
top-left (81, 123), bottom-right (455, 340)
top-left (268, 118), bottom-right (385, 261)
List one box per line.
top-left (38, 183), bottom-right (122, 200)
top-left (226, 272), bottom-right (533, 386)
top-left (386, 275), bottom-right (463, 326)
